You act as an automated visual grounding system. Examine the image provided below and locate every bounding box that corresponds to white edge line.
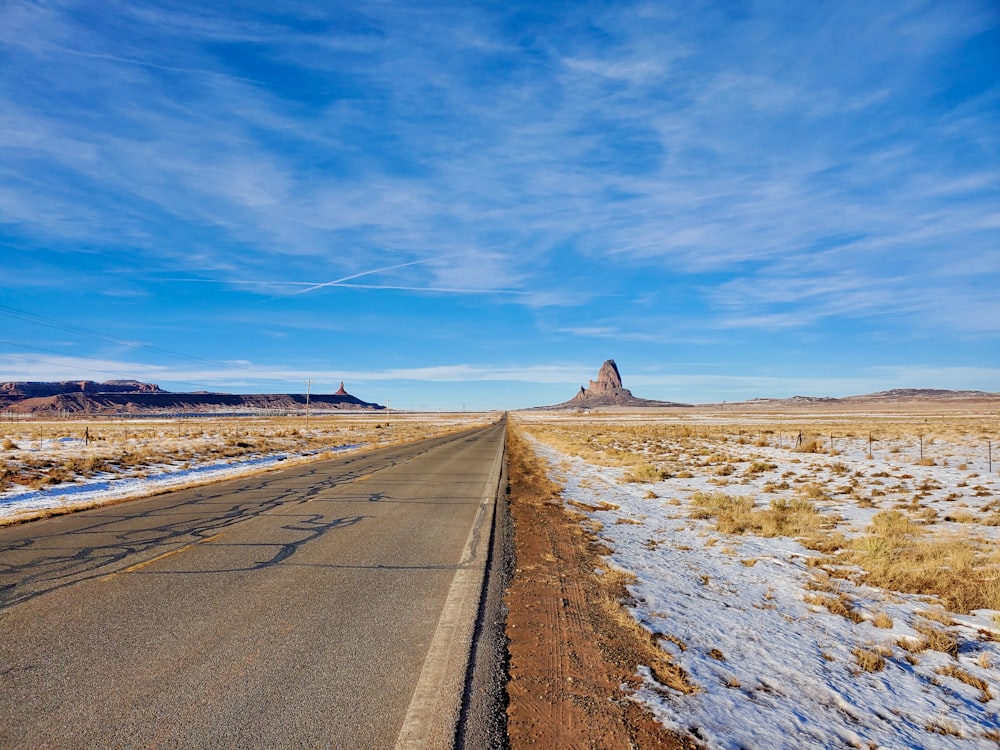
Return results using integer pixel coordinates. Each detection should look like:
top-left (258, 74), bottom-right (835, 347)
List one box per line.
top-left (394, 428), bottom-right (505, 750)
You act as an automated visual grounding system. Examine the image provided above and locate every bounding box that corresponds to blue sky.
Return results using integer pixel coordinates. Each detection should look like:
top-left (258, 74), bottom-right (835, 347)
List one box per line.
top-left (1, 1), bottom-right (998, 410)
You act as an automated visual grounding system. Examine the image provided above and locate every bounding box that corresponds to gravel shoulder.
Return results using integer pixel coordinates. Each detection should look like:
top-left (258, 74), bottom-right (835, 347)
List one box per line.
top-left (503, 423), bottom-right (696, 749)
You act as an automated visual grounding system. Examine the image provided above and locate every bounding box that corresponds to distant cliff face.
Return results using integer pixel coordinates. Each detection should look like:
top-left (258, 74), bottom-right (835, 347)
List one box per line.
top-left (0, 380), bottom-right (384, 413)
top-left (0, 380), bottom-right (165, 398)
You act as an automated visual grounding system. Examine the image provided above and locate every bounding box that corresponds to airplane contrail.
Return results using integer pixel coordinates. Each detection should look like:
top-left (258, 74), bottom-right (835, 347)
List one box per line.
top-left (286, 256), bottom-right (455, 297)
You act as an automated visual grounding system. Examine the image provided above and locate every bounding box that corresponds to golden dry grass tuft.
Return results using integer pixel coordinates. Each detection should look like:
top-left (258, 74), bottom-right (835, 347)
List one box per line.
top-left (842, 513), bottom-right (1000, 613)
top-left (691, 491), bottom-right (833, 539)
top-left (621, 463), bottom-right (671, 483)
top-left (872, 611), bottom-right (894, 629)
top-left (936, 664), bottom-right (994, 703)
top-left (912, 620), bottom-right (959, 658)
top-left (804, 592), bottom-right (866, 624)
top-left (852, 646), bottom-right (886, 672)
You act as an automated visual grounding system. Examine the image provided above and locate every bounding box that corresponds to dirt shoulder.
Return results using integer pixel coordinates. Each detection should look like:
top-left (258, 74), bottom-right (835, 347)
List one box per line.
top-left (504, 423), bottom-right (697, 749)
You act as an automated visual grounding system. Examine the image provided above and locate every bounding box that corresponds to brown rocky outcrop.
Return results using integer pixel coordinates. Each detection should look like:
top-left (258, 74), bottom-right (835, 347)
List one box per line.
top-left (576, 359), bottom-right (633, 400)
top-left (541, 360), bottom-right (688, 410)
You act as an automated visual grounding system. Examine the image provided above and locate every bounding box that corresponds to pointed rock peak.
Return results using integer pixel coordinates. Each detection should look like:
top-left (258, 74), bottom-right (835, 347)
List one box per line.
top-left (335, 381), bottom-right (348, 396)
top-left (586, 359), bottom-right (627, 395)
top-left (596, 360), bottom-right (623, 390)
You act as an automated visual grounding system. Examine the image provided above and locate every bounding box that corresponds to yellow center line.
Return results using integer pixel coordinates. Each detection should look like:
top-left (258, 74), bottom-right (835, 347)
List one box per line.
top-left (103, 533), bottom-right (223, 580)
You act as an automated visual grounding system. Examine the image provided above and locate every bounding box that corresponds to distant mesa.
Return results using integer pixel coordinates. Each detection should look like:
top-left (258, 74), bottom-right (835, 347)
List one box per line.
top-left (0, 380), bottom-right (385, 414)
top-left (542, 360), bottom-right (688, 410)
top-left (0, 380), bottom-right (165, 399)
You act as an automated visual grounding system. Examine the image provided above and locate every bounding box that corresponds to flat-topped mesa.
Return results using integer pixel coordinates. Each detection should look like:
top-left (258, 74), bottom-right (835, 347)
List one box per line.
top-left (0, 380), bottom-right (165, 398)
top-left (575, 359), bottom-right (633, 400)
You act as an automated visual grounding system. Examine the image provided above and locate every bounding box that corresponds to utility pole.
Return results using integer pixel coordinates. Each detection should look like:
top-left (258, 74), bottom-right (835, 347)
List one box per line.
top-left (305, 379), bottom-right (313, 431)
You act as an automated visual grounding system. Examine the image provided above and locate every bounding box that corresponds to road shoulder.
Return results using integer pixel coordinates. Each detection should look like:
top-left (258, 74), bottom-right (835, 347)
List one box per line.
top-left (504, 423), bottom-right (697, 749)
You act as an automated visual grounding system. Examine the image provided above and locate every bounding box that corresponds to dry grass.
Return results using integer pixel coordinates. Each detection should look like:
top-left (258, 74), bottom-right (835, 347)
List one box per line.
top-left (936, 664), bottom-right (993, 702)
top-left (516, 411), bottom-right (1000, 619)
top-left (804, 592), bottom-right (866, 624)
top-left (852, 646), bottom-right (886, 672)
top-left (872, 611), bottom-right (894, 629)
top-left (0, 414), bottom-right (489, 500)
top-left (621, 463), bottom-right (671, 483)
top-left (691, 491), bottom-right (832, 538)
top-left (912, 620), bottom-right (959, 658)
top-left (841, 513), bottom-right (1000, 613)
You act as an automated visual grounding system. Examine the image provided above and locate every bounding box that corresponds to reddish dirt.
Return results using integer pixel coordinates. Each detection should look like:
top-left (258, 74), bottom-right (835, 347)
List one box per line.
top-left (504, 426), bottom-right (698, 750)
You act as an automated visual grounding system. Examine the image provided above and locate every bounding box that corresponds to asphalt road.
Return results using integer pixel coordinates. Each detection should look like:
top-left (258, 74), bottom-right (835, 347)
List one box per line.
top-left (0, 419), bottom-right (505, 749)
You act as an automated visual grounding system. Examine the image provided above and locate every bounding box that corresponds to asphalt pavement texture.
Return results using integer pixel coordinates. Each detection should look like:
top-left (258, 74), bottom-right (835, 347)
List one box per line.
top-left (0, 419), bottom-right (506, 749)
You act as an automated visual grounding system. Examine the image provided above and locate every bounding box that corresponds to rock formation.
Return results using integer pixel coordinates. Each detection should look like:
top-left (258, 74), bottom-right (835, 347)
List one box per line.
top-left (539, 360), bottom-right (688, 410)
top-left (575, 359), bottom-right (633, 400)
top-left (0, 379), bottom-right (384, 414)
top-left (0, 380), bottom-right (165, 399)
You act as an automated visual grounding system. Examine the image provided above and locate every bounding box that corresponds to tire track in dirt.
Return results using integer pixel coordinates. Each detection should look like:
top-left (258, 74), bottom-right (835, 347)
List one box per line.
top-left (504, 424), bottom-right (698, 749)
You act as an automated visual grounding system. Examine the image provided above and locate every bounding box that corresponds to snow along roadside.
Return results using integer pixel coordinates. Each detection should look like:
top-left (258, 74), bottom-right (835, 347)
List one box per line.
top-left (0, 444), bottom-right (364, 526)
top-left (526, 436), bottom-right (1000, 750)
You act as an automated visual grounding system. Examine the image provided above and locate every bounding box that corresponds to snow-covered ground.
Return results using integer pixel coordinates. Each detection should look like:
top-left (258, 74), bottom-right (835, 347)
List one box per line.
top-left (523, 418), bottom-right (1000, 749)
top-left (0, 443), bottom-right (362, 523)
top-left (1, 414), bottom-right (491, 524)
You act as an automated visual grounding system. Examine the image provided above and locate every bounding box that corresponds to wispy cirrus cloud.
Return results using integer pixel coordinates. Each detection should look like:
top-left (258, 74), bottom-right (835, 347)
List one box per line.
top-left (0, 1), bottom-right (997, 405)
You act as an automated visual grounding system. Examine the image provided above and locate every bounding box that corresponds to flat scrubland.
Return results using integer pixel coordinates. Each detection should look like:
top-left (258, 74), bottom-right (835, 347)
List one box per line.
top-left (515, 406), bottom-right (1000, 749)
top-left (0, 413), bottom-right (494, 524)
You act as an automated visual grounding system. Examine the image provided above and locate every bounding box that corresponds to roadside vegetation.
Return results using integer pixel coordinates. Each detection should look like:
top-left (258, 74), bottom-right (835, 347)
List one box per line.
top-left (0, 414), bottom-right (492, 503)
top-left (515, 409), bottom-right (1000, 748)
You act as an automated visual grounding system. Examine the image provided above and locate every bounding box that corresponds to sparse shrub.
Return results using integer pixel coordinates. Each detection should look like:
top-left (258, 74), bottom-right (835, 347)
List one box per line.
top-left (621, 463), bottom-right (670, 483)
top-left (846, 517), bottom-right (1000, 613)
top-left (943, 510), bottom-right (979, 524)
top-left (745, 460), bottom-right (777, 475)
top-left (691, 491), bottom-right (831, 538)
top-left (799, 483), bottom-right (829, 501)
top-left (805, 592), bottom-right (865, 623)
top-left (872, 612), bottom-right (894, 629)
top-left (852, 646), bottom-right (886, 672)
top-left (801, 531), bottom-right (848, 554)
top-left (762, 481), bottom-right (790, 492)
top-left (794, 437), bottom-right (822, 453)
top-left (918, 608), bottom-right (954, 626)
top-left (2, 438), bottom-right (17, 451)
top-left (913, 621), bottom-right (959, 658)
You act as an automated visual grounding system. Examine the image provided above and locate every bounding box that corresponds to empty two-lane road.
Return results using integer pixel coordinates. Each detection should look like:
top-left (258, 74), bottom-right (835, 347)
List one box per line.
top-left (0, 419), bottom-right (505, 749)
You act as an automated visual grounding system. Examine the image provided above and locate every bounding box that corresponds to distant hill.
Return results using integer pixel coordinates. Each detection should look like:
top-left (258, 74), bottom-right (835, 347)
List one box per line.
top-left (0, 380), bottom-right (384, 414)
top-left (528, 362), bottom-right (998, 411)
top-left (844, 388), bottom-right (998, 401)
top-left (746, 388), bottom-right (1000, 407)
